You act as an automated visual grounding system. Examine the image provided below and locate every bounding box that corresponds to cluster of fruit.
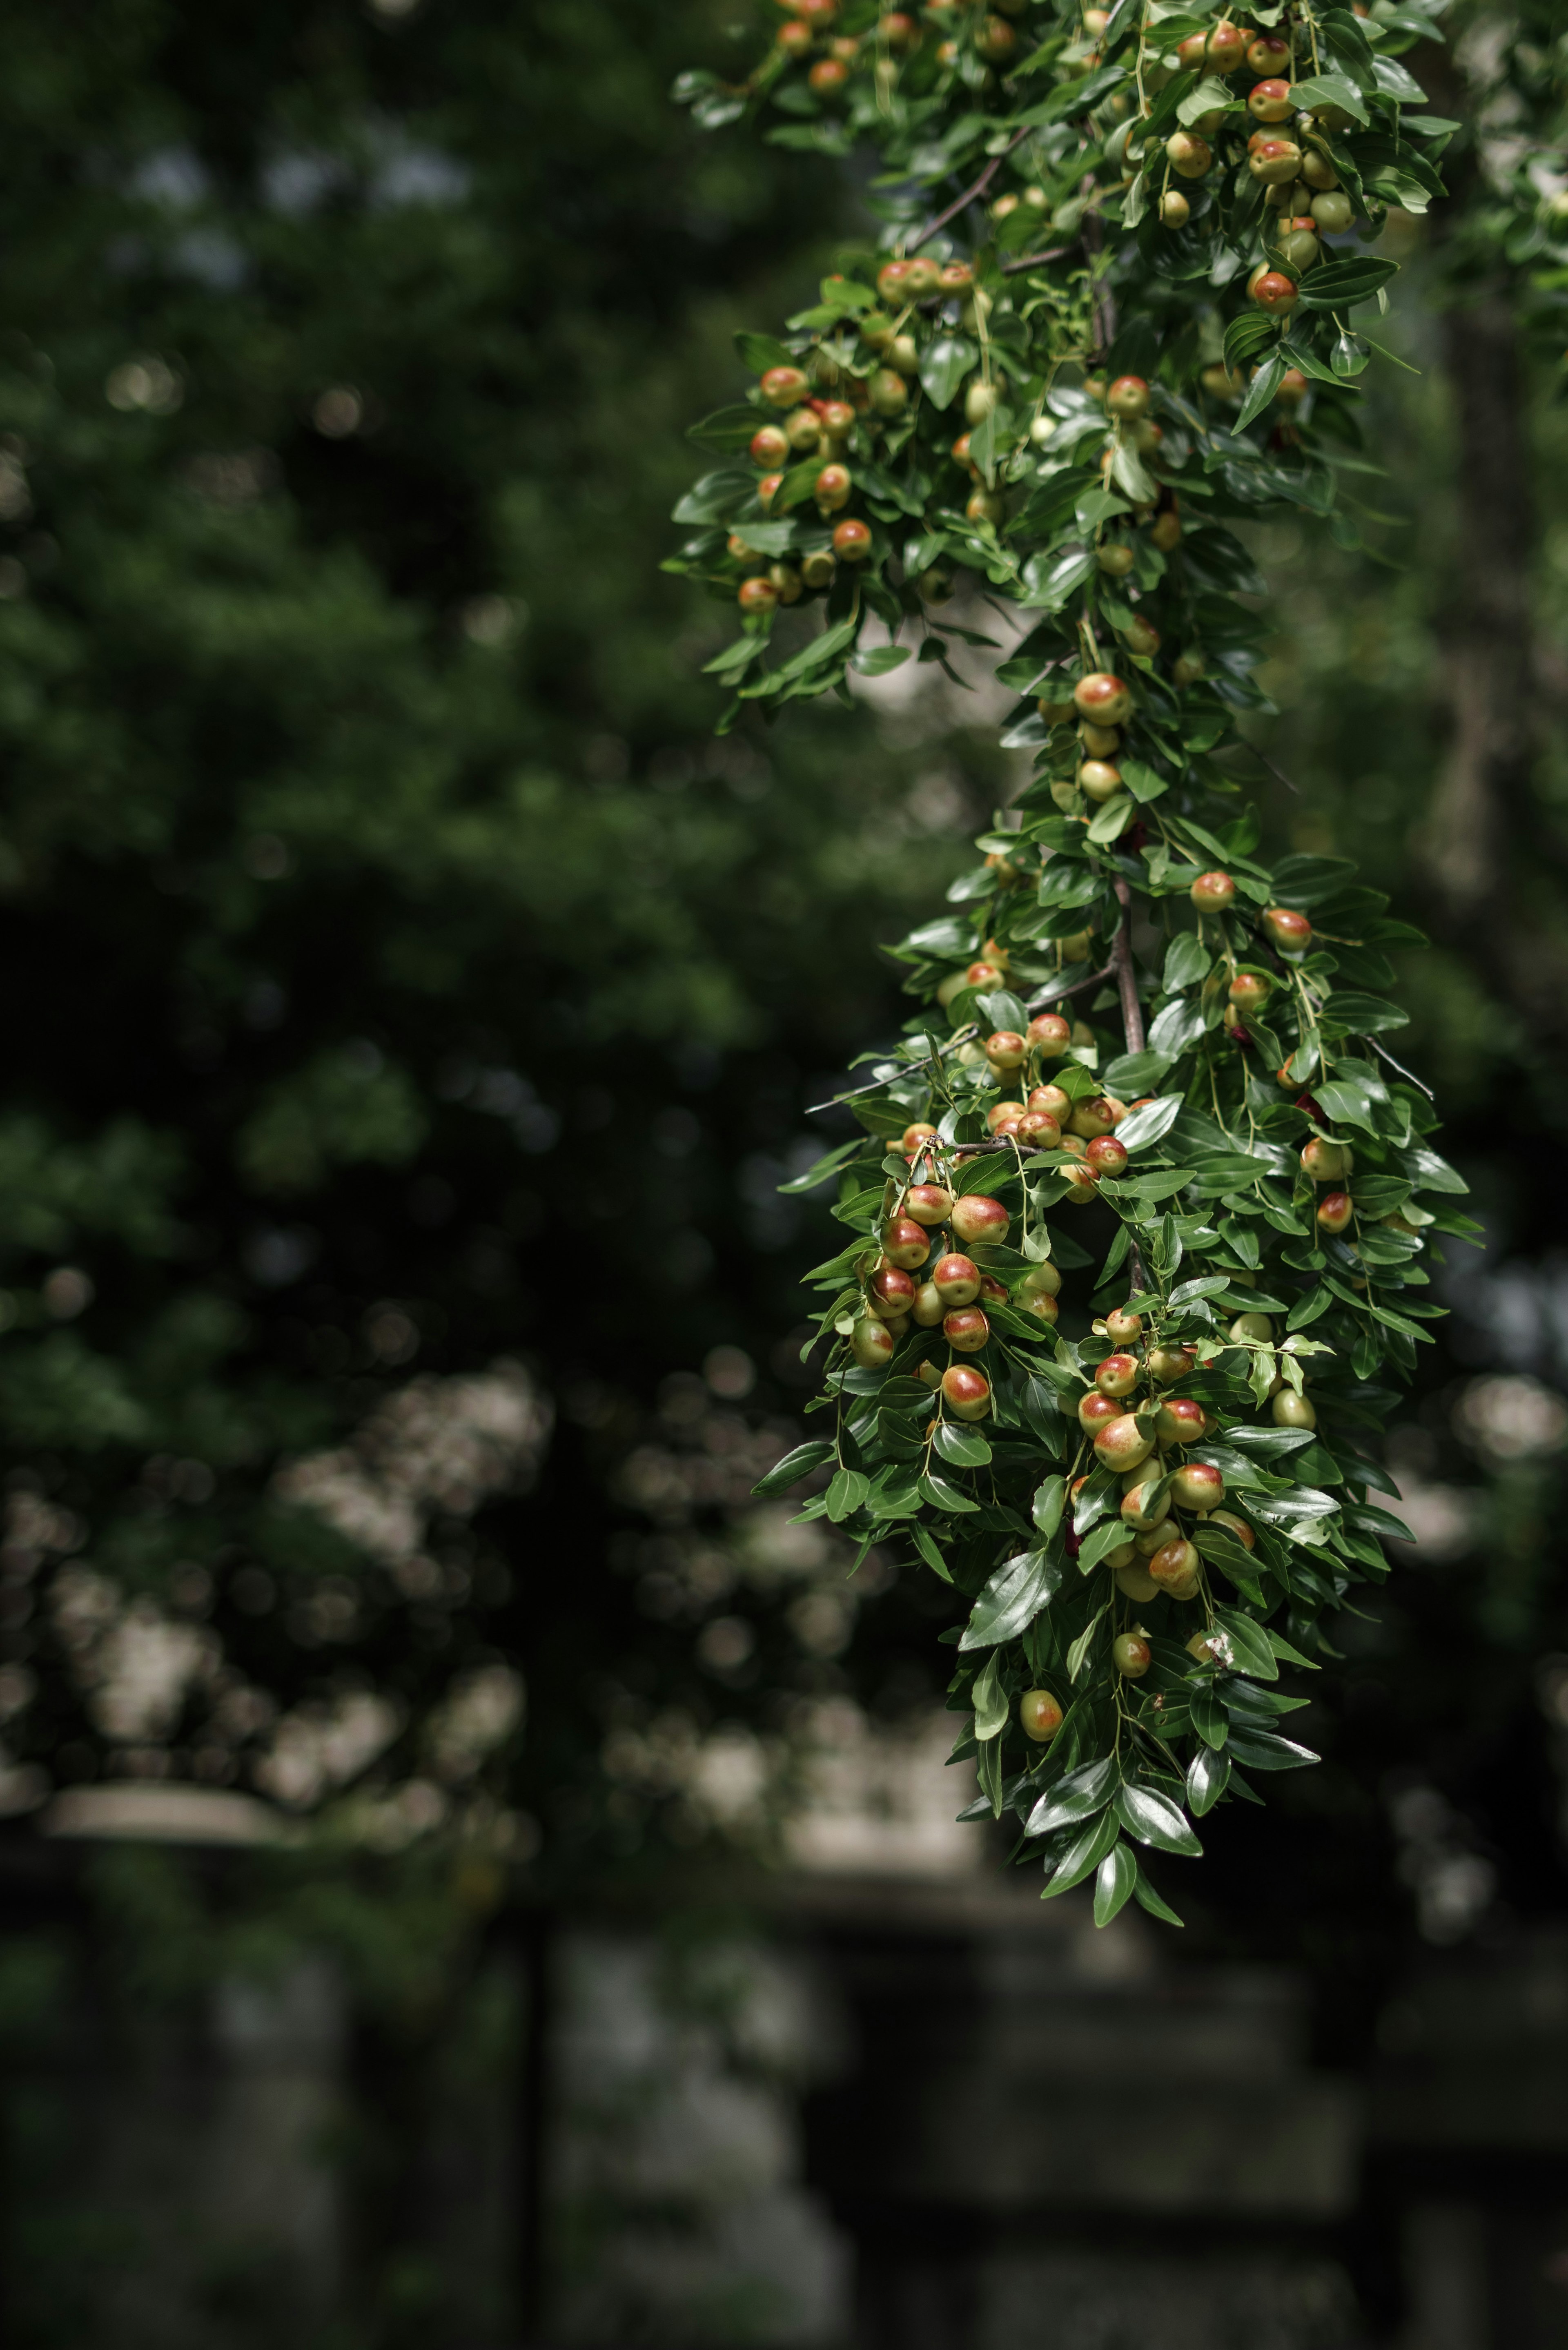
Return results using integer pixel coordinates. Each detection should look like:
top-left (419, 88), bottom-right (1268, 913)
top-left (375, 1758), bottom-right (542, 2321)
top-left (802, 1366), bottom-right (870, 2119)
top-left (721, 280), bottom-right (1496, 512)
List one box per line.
top-left (674, 0), bottom-right (1464, 1923)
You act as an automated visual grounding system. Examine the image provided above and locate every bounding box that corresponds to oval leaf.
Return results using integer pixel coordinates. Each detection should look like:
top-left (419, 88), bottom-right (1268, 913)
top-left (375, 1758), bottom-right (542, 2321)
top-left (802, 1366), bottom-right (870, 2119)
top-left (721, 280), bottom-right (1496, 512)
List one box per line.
top-left (1115, 1781), bottom-right (1202, 1856)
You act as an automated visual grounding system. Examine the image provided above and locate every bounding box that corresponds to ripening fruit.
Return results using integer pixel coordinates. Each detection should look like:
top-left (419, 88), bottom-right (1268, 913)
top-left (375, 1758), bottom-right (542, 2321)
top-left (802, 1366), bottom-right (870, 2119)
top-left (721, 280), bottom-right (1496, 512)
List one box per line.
top-left (1096, 1352), bottom-right (1140, 1398)
top-left (867, 1265), bottom-right (916, 1319)
top-left (1106, 375), bottom-right (1150, 419)
top-left (1207, 18), bottom-right (1247, 69)
top-left (1247, 31), bottom-right (1291, 71)
top-left (1170, 1460), bottom-right (1225, 1512)
top-left (1176, 31), bottom-right (1207, 67)
top-left (882, 10), bottom-right (918, 46)
top-left (1121, 615), bottom-right (1160, 659)
top-left (769, 563), bottom-right (803, 604)
top-left (1094, 1413), bottom-right (1154, 1472)
top-left (1020, 1261), bottom-right (1061, 1303)
top-left (818, 397), bottom-right (856, 437)
top-left (1166, 131), bottom-right (1212, 179)
top-left (869, 368), bottom-right (909, 415)
top-left (801, 551), bottom-right (835, 588)
top-left (974, 13), bottom-right (1016, 59)
top-left (1147, 1345), bottom-right (1194, 1386)
top-left (986, 1099), bottom-right (1028, 1134)
top-left (1148, 1535), bottom-right (1199, 1593)
top-left (985, 1029), bottom-right (1027, 1070)
top-left (1079, 1389), bottom-right (1124, 1440)
top-left (1160, 190), bottom-right (1191, 228)
top-left (1105, 1307), bottom-right (1142, 1345)
top-left (938, 260), bottom-right (974, 297)
top-left (738, 577), bottom-right (779, 615)
top-left (833, 518), bottom-right (873, 562)
top-left (1251, 268), bottom-right (1300, 313)
top-left (757, 474), bottom-right (784, 513)
top-left (931, 1252), bottom-right (982, 1306)
top-left (751, 424), bottom-right (791, 469)
top-left (1190, 871), bottom-right (1236, 914)
top-left (761, 366), bottom-right (811, 408)
top-left (967, 488), bottom-right (1004, 526)
top-left (777, 18), bottom-right (814, 54)
top-left (904, 1182), bottom-right (955, 1226)
top-left (1276, 368), bottom-right (1309, 407)
top-left (944, 1306), bottom-right (989, 1353)
top-left (1028, 1084), bottom-right (1071, 1121)
top-left (851, 1316), bottom-right (895, 1368)
top-left (785, 406), bottom-right (821, 452)
top-left (1300, 1137), bottom-right (1349, 1182)
top-left (1120, 1469), bottom-right (1170, 1533)
top-left (808, 55), bottom-right (850, 91)
top-left (901, 1121), bottom-right (938, 1156)
top-left (1316, 1190), bottom-right (1354, 1234)
top-left (1311, 190), bottom-right (1354, 234)
top-left (1020, 1689), bottom-right (1064, 1743)
top-left (1113, 1632), bottom-right (1152, 1679)
top-left (882, 1216), bottom-right (931, 1271)
top-left (1247, 77), bottom-right (1295, 121)
top-left (1115, 1563), bottom-right (1162, 1602)
top-left (943, 1364), bottom-right (992, 1421)
top-left (1028, 1014), bottom-right (1071, 1057)
top-left (1074, 672), bottom-right (1132, 727)
top-left (951, 1194), bottom-right (1010, 1246)
top-left (1068, 1096), bottom-right (1118, 1139)
top-left (1272, 1389), bottom-right (1317, 1429)
top-left (1228, 1312), bottom-right (1274, 1344)
top-left (1085, 1135), bottom-right (1128, 1179)
top-left (1155, 1396), bottom-right (1206, 1446)
top-left (1017, 1110), bottom-right (1061, 1149)
top-left (1228, 970), bottom-right (1272, 1013)
top-left (1019, 1284), bottom-right (1058, 1325)
top-left (1248, 140), bottom-right (1303, 189)
top-left (815, 463), bottom-right (852, 512)
top-left (1258, 908), bottom-right (1313, 959)
top-left (1078, 758), bottom-right (1124, 801)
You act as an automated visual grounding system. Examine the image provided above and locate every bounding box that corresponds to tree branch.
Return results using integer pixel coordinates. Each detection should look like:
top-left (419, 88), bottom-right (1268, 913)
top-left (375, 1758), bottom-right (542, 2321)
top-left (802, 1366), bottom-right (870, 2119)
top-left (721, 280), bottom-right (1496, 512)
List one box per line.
top-left (1111, 877), bottom-right (1148, 1293)
top-left (910, 129), bottom-right (1030, 252)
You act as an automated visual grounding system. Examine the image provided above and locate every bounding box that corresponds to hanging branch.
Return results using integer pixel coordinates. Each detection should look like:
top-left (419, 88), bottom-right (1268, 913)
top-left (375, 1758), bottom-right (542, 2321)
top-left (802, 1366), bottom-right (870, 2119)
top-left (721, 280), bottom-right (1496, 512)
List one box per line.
top-left (670, 0), bottom-right (1465, 1927)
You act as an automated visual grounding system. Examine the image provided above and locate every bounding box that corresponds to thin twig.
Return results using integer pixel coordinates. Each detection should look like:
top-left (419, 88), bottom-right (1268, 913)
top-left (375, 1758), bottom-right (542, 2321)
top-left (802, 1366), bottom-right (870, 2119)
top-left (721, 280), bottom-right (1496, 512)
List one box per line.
top-left (910, 128), bottom-right (1031, 252)
top-left (1111, 878), bottom-right (1149, 1292)
top-left (804, 1024), bottom-right (978, 1117)
top-left (1000, 244), bottom-right (1072, 275)
top-left (1250, 747), bottom-right (1301, 799)
top-left (1369, 1036), bottom-right (1436, 1101)
top-left (1025, 962), bottom-right (1116, 1013)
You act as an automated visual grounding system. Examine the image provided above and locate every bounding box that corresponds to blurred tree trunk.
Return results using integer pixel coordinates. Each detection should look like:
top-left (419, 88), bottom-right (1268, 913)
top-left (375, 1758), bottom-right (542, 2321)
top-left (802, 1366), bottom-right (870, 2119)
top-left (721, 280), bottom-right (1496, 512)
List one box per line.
top-left (1425, 290), bottom-right (1532, 925)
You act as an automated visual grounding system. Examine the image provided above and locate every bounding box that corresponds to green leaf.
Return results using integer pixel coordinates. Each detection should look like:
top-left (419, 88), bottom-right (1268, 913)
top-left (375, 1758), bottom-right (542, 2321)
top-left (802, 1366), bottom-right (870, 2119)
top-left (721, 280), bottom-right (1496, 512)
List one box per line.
top-left (1087, 795), bottom-right (1138, 845)
top-left (1187, 1739), bottom-right (1232, 1815)
top-left (1189, 1687), bottom-right (1228, 1750)
top-left (912, 1523), bottom-right (953, 1582)
top-left (1094, 1840), bottom-right (1138, 1926)
top-left (1066, 1601), bottom-right (1111, 1683)
top-left (1210, 1604), bottom-right (1279, 1680)
top-left (1162, 933), bottom-right (1211, 992)
top-left (1287, 71), bottom-right (1370, 123)
top-left (1296, 257), bottom-right (1399, 310)
top-left (825, 1467), bottom-right (870, 1522)
top-left (752, 1440), bottom-right (834, 1498)
top-left (1077, 1516), bottom-right (1134, 1573)
top-left (1025, 1753), bottom-right (1116, 1837)
top-left (1032, 1476), bottom-right (1066, 1538)
top-left (1113, 1095), bottom-right (1183, 1153)
top-left (976, 1731), bottom-right (1004, 1817)
top-left (671, 469), bottom-right (753, 524)
top-left (920, 334), bottom-right (978, 412)
top-left (971, 1650), bottom-right (1009, 1741)
top-left (1042, 1805), bottom-right (1121, 1898)
top-left (735, 330), bottom-right (797, 373)
top-left (850, 644), bottom-right (912, 676)
top-left (1235, 351), bottom-right (1285, 432)
top-left (960, 1546), bottom-right (1061, 1649)
top-left (1131, 1861), bottom-right (1185, 1927)
top-left (920, 1472), bottom-right (981, 1514)
top-left (933, 1421), bottom-right (993, 1469)
top-left (1225, 1727), bottom-right (1321, 1771)
top-left (1114, 1781), bottom-right (1202, 1856)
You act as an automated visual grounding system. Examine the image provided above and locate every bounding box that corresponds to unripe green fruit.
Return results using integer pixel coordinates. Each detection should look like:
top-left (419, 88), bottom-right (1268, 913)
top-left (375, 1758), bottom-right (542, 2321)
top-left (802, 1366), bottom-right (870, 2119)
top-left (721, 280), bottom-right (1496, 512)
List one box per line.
top-left (1096, 543), bottom-right (1135, 577)
top-left (869, 368), bottom-right (909, 415)
top-left (1078, 758), bottom-right (1125, 802)
top-left (851, 1316), bottom-right (895, 1368)
top-left (1113, 1632), bottom-right (1152, 1679)
top-left (1228, 1312), bottom-right (1274, 1344)
top-left (1311, 190), bottom-right (1354, 233)
top-left (1115, 1564), bottom-right (1162, 1601)
top-left (1166, 130), bottom-right (1212, 178)
top-left (1272, 1389), bottom-right (1317, 1429)
top-left (964, 380), bottom-right (998, 426)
